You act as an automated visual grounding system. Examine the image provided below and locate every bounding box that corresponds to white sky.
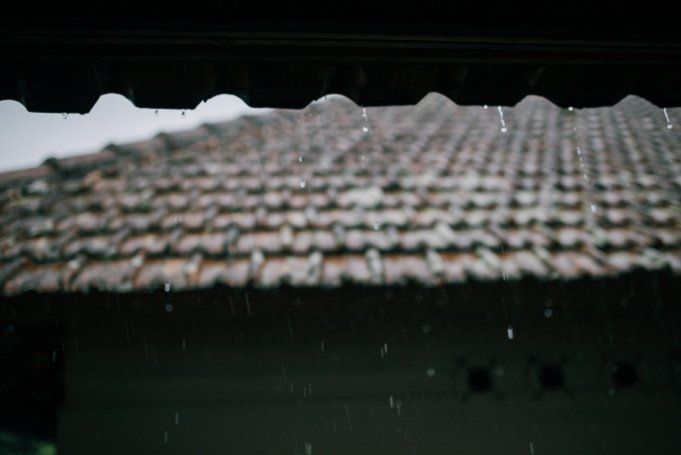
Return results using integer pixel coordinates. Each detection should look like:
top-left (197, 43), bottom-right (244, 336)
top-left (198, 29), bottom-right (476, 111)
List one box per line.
top-left (0, 94), bottom-right (269, 172)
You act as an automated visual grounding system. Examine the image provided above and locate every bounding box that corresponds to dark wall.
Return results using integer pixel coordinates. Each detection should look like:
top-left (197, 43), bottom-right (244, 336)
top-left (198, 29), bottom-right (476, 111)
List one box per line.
top-left (2, 272), bottom-right (681, 453)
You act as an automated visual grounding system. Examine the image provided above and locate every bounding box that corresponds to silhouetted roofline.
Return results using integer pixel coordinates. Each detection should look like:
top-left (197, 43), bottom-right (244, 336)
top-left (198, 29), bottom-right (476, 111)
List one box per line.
top-left (2, 2), bottom-right (681, 113)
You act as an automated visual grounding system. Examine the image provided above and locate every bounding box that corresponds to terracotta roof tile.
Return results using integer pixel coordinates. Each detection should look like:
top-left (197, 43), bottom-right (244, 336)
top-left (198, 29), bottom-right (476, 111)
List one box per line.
top-left (70, 259), bottom-right (139, 292)
top-left (1, 94), bottom-right (679, 294)
top-left (197, 259), bottom-right (250, 288)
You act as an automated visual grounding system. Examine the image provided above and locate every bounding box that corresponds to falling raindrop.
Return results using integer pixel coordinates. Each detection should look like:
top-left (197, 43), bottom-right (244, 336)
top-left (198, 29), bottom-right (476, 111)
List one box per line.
top-left (529, 442), bottom-right (535, 454)
top-left (305, 442), bottom-right (313, 455)
top-left (422, 324), bottom-right (431, 334)
top-left (497, 106), bottom-right (508, 133)
top-left (590, 203), bottom-right (598, 213)
top-left (298, 156), bottom-right (303, 163)
top-left (544, 308), bottom-right (554, 318)
top-left (164, 282), bottom-right (171, 292)
top-left (663, 108), bottom-right (673, 129)
top-left (426, 368), bottom-right (436, 377)
top-left (568, 106), bottom-right (574, 112)
top-left (507, 325), bottom-right (514, 340)
top-left (163, 431), bottom-right (168, 444)
top-left (299, 180), bottom-right (307, 189)
top-left (174, 412), bottom-right (180, 426)
top-left (373, 222), bottom-right (380, 231)
top-left (165, 303), bottom-right (173, 313)
top-left (483, 105), bottom-right (489, 110)
top-left (361, 107), bottom-right (370, 133)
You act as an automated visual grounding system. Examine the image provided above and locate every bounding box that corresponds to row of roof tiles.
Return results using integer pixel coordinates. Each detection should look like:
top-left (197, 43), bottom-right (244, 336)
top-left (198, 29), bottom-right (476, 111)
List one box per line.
top-left (3, 224), bottom-right (679, 263)
top-left (4, 246), bottom-right (680, 295)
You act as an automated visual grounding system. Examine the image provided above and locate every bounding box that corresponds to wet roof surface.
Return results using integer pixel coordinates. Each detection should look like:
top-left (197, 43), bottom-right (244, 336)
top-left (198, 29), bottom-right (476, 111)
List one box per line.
top-left (0, 95), bottom-right (680, 294)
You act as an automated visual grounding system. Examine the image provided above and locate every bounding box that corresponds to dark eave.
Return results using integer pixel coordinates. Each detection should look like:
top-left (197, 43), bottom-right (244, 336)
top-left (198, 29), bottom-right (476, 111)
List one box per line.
top-left (2, 2), bottom-right (681, 113)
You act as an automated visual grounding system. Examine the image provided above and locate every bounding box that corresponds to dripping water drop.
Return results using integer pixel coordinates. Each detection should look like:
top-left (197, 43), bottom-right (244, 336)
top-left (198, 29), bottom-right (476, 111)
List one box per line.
top-left (663, 108), bottom-right (673, 129)
top-left (497, 106), bottom-right (507, 133)
top-left (361, 107), bottom-right (369, 133)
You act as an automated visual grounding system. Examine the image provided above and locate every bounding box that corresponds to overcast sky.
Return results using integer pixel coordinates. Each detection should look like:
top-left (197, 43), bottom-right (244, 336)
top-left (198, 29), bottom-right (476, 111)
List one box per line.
top-left (0, 94), bottom-right (269, 172)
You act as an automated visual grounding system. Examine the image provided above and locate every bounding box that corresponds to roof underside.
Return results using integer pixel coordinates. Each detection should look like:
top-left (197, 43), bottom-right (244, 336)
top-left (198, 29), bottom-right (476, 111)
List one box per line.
top-left (3, 2), bottom-right (681, 113)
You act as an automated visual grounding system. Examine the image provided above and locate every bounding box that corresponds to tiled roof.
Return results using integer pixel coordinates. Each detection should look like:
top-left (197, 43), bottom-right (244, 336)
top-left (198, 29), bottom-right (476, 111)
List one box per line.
top-left (1, 95), bottom-right (680, 294)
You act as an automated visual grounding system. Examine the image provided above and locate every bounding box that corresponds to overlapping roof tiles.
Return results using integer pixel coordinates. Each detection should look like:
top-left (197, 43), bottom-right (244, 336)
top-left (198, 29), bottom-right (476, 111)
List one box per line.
top-left (0, 94), bottom-right (679, 294)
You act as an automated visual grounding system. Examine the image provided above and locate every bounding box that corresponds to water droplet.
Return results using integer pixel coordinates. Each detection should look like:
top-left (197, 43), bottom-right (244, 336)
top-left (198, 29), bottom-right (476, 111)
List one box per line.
top-left (373, 222), bottom-right (380, 231)
top-left (507, 325), bottom-right (514, 340)
top-left (426, 367), bottom-right (436, 377)
top-left (590, 203), bottom-right (598, 213)
top-left (174, 412), bottom-right (180, 425)
top-left (154, 109), bottom-right (159, 115)
top-left (163, 430), bottom-right (168, 444)
top-left (305, 442), bottom-right (313, 455)
top-left (298, 156), bottom-right (303, 163)
top-left (299, 180), bottom-right (306, 189)
top-left (389, 395), bottom-right (394, 408)
top-left (165, 303), bottom-right (173, 312)
top-left (663, 108), bottom-right (673, 129)
top-left (497, 106), bottom-right (507, 133)
top-left (361, 107), bottom-right (370, 133)
top-left (544, 308), bottom-right (553, 318)
top-left (483, 105), bottom-right (489, 110)
top-left (568, 106), bottom-right (574, 112)
top-left (62, 113), bottom-right (68, 120)
top-left (164, 282), bottom-right (171, 292)
top-left (422, 324), bottom-right (431, 334)
top-left (181, 110), bottom-right (186, 118)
